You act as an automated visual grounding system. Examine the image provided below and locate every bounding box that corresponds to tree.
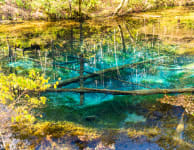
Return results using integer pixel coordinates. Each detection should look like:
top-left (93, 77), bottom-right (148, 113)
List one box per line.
top-left (79, 0), bottom-right (82, 18)
top-left (69, 0), bottom-right (72, 17)
top-left (114, 0), bottom-right (128, 15)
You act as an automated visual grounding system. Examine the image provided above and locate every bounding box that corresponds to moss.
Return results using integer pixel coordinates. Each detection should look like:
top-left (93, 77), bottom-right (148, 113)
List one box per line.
top-left (12, 120), bottom-right (101, 141)
top-left (127, 127), bottom-right (161, 139)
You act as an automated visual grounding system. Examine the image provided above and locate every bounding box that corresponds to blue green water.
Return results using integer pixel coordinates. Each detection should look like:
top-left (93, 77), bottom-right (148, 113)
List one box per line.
top-left (0, 6), bottom-right (194, 149)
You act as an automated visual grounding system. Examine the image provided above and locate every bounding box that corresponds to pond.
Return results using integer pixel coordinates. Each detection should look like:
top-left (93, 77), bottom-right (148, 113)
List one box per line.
top-left (0, 6), bottom-right (194, 150)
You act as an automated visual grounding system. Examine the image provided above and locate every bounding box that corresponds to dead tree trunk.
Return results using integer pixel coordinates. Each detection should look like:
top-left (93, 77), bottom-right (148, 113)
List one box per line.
top-left (118, 24), bottom-right (126, 52)
top-left (80, 54), bottom-right (84, 105)
top-left (50, 57), bottom-right (160, 88)
top-left (6, 38), bottom-right (13, 58)
top-left (125, 23), bottom-right (135, 43)
top-left (79, 21), bottom-right (84, 105)
top-left (45, 87), bottom-right (194, 95)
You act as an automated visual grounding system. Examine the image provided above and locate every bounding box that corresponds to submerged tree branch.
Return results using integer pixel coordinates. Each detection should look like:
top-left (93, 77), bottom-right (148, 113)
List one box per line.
top-left (51, 58), bottom-right (160, 88)
top-left (45, 87), bottom-right (194, 95)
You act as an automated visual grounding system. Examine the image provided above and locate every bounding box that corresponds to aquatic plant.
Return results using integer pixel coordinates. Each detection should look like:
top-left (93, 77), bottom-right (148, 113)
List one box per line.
top-left (127, 127), bottom-right (161, 138)
top-left (12, 120), bottom-right (101, 141)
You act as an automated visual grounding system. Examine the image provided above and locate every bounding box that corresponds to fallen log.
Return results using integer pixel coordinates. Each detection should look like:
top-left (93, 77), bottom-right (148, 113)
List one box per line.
top-left (52, 58), bottom-right (161, 87)
top-left (45, 87), bottom-right (194, 95)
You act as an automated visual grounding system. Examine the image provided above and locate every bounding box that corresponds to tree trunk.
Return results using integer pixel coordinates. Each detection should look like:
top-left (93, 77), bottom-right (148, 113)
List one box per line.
top-left (50, 57), bottom-right (160, 88)
top-left (114, 0), bottom-right (126, 15)
top-left (118, 24), bottom-right (126, 52)
top-left (79, 21), bottom-right (84, 104)
top-left (125, 23), bottom-right (135, 43)
top-left (79, 0), bottom-right (82, 18)
top-left (69, 0), bottom-right (72, 18)
top-left (45, 87), bottom-right (194, 95)
top-left (80, 54), bottom-right (84, 105)
top-left (6, 38), bottom-right (13, 58)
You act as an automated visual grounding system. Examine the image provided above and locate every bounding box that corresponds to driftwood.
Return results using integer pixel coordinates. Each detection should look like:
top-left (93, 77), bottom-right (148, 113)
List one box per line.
top-left (52, 58), bottom-right (159, 87)
top-left (45, 87), bottom-right (194, 95)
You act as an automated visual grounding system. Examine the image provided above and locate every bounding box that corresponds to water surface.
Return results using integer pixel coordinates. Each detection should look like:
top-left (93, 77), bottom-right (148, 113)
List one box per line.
top-left (0, 6), bottom-right (194, 149)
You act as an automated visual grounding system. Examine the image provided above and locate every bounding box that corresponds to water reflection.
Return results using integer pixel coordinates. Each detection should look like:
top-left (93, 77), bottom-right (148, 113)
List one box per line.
top-left (0, 6), bottom-right (194, 149)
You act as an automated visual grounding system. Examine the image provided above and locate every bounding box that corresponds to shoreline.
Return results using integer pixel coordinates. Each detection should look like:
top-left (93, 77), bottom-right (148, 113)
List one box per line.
top-left (0, 2), bottom-right (193, 21)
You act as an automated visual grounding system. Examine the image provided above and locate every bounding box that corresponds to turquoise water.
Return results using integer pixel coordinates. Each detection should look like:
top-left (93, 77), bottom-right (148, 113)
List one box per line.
top-left (0, 6), bottom-right (194, 149)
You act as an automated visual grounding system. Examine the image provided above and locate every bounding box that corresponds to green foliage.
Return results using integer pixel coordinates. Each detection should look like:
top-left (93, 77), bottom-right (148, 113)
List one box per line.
top-left (82, 0), bottom-right (99, 10)
top-left (12, 0), bottom-right (31, 9)
top-left (30, 0), bottom-right (68, 18)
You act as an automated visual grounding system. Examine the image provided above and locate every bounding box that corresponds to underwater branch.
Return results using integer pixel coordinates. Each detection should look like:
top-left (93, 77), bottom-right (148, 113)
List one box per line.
top-left (50, 58), bottom-right (161, 88)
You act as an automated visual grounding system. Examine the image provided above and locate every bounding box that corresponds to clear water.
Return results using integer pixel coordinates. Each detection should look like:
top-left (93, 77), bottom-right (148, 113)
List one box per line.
top-left (0, 6), bottom-right (194, 149)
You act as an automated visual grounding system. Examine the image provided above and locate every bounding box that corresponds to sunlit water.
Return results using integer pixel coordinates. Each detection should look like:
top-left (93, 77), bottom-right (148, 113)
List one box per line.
top-left (0, 6), bottom-right (194, 150)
